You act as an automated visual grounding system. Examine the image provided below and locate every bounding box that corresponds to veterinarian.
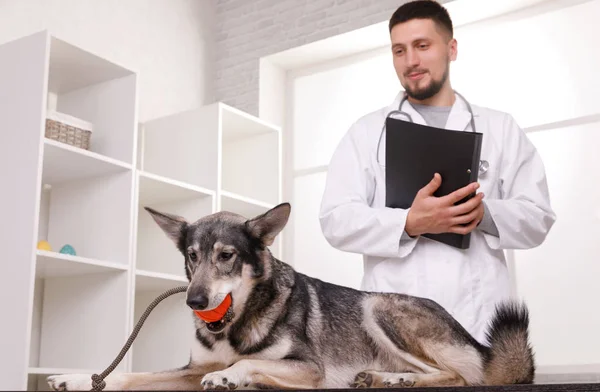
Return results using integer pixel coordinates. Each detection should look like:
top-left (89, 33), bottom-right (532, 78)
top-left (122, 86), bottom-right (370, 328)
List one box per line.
top-left (318, 0), bottom-right (556, 344)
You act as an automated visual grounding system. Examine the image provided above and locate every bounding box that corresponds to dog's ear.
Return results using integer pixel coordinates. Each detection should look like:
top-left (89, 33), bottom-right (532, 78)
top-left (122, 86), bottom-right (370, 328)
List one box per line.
top-left (246, 203), bottom-right (291, 246)
top-left (144, 206), bottom-right (188, 245)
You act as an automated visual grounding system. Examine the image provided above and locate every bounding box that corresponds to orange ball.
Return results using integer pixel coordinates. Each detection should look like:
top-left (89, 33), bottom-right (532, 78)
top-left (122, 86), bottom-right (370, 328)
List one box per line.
top-left (194, 293), bottom-right (232, 323)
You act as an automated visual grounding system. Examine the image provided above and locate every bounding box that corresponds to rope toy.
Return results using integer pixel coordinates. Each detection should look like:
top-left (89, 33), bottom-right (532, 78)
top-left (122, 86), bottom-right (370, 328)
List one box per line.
top-left (84, 288), bottom-right (235, 391)
top-left (87, 286), bottom-right (187, 391)
top-left (90, 374), bottom-right (106, 391)
top-left (193, 293), bottom-right (232, 322)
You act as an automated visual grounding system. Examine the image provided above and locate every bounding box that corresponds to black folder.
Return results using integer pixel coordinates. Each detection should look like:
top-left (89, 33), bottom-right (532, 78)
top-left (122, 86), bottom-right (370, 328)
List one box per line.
top-left (385, 116), bottom-right (483, 249)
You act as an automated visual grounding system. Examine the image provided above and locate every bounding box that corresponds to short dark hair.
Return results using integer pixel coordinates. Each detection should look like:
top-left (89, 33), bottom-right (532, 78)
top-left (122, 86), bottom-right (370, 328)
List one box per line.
top-left (389, 0), bottom-right (454, 39)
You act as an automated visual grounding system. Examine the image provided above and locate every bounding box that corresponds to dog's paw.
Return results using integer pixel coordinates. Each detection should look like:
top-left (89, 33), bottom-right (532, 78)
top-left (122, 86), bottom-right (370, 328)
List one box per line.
top-left (201, 370), bottom-right (247, 390)
top-left (351, 371), bottom-right (417, 388)
top-left (351, 372), bottom-right (374, 388)
top-left (382, 373), bottom-right (416, 388)
top-left (47, 374), bottom-right (93, 391)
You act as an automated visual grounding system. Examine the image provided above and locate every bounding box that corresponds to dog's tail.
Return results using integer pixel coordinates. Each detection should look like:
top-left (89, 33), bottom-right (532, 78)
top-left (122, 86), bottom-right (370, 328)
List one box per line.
top-left (482, 301), bottom-right (535, 385)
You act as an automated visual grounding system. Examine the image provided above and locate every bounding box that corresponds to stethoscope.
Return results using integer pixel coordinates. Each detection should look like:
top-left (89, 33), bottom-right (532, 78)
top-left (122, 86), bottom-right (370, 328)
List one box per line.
top-left (376, 90), bottom-right (489, 176)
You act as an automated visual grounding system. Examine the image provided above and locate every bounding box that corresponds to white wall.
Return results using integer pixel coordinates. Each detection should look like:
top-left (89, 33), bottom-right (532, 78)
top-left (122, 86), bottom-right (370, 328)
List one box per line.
top-left (287, 0), bottom-right (600, 373)
top-left (0, 0), bottom-right (216, 123)
top-left (288, 50), bottom-right (399, 289)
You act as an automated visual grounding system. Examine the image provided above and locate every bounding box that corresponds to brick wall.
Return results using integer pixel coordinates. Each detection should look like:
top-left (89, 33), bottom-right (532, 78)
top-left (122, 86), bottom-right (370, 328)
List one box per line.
top-left (214, 0), bottom-right (451, 117)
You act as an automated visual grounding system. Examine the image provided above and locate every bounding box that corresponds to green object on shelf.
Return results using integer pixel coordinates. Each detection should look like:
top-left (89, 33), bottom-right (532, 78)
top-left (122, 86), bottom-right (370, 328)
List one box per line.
top-left (59, 244), bottom-right (76, 256)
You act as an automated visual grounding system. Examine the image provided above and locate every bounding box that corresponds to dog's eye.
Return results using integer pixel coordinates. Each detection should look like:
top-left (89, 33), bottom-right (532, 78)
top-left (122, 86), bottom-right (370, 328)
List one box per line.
top-left (188, 251), bottom-right (197, 261)
top-left (219, 251), bottom-right (233, 261)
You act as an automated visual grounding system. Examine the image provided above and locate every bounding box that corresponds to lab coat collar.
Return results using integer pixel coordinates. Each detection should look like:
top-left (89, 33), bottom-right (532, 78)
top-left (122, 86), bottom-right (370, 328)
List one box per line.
top-left (388, 91), bottom-right (476, 132)
top-left (446, 92), bottom-right (476, 132)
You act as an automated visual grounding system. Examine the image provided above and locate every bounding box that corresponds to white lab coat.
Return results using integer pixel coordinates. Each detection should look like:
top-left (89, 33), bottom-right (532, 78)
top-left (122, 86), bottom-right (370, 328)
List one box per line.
top-left (319, 91), bottom-right (556, 344)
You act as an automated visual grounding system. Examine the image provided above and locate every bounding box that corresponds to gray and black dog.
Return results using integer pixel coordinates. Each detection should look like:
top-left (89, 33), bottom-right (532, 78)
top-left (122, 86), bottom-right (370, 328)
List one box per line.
top-left (48, 202), bottom-right (535, 390)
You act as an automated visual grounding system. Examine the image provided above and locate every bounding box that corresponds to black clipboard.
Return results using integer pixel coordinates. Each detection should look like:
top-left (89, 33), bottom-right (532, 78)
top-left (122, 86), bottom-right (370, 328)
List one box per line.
top-left (384, 116), bottom-right (483, 249)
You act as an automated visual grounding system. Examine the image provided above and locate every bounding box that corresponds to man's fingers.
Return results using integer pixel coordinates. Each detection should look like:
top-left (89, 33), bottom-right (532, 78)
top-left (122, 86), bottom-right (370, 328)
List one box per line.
top-left (448, 192), bottom-right (484, 216)
top-left (443, 182), bottom-right (480, 205)
top-left (418, 173), bottom-right (442, 197)
top-left (450, 207), bottom-right (481, 226)
top-left (448, 219), bottom-right (479, 235)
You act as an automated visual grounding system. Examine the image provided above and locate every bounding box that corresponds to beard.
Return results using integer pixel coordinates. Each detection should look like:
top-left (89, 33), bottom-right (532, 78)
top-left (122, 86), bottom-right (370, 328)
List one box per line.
top-left (403, 62), bottom-right (450, 101)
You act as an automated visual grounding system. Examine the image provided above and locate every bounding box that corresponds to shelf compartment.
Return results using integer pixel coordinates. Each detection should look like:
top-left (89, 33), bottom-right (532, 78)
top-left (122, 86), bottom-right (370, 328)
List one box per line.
top-left (136, 171), bottom-right (215, 277)
top-left (220, 190), bottom-right (275, 218)
top-left (35, 250), bottom-right (128, 278)
top-left (41, 138), bottom-right (131, 185)
top-left (28, 270), bottom-right (129, 372)
top-left (131, 287), bottom-right (194, 372)
top-left (140, 105), bottom-right (219, 190)
top-left (220, 103), bottom-right (281, 143)
top-left (47, 34), bottom-right (137, 165)
top-left (220, 104), bottom-right (281, 206)
top-left (138, 170), bottom-right (214, 206)
top-left (47, 35), bottom-right (132, 95)
top-left (135, 269), bottom-right (188, 292)
top-left (37, 169), bottom-right (134, 266)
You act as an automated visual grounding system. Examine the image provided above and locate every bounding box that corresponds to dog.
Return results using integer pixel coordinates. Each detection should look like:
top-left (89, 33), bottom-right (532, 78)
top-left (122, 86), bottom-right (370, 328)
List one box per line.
top-left (47, 202), bottom-right (535, 390)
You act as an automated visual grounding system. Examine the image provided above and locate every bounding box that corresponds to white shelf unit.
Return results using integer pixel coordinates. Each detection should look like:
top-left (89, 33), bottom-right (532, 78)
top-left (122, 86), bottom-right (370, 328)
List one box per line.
top-left (0, 30), bottom-right (283, 391)
top-left (138, 101), bottom-right (283, 260)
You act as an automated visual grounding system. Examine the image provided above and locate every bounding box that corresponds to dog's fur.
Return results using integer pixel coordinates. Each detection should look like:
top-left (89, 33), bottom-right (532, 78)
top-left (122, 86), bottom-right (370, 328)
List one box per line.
top-left (47, 203), bottom-right (535, 390)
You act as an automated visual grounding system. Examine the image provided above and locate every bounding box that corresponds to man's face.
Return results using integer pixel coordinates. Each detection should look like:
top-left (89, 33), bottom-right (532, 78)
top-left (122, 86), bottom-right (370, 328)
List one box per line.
top-left (390, 18), bottom-right (457, 101)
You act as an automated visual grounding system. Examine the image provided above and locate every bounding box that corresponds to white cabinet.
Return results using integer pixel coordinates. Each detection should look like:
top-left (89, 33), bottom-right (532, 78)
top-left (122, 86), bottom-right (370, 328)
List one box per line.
top-left (0, 30), bottom-right (282, 390)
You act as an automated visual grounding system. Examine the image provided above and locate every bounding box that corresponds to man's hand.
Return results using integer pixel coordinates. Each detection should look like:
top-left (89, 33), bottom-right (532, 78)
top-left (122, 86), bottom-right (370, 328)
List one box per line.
top-left (405, 173), bottom-right (485, 237)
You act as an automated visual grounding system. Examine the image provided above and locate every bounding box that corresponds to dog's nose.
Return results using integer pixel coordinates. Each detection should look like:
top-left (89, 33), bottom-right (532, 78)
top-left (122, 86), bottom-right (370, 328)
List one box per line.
top-left (187, 295), bottom-right (209, 310)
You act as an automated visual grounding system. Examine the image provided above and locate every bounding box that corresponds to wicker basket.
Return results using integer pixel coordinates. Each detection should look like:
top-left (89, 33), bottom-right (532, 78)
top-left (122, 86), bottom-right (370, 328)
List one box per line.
top-left (45, 110), bottom-right (93, 150)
